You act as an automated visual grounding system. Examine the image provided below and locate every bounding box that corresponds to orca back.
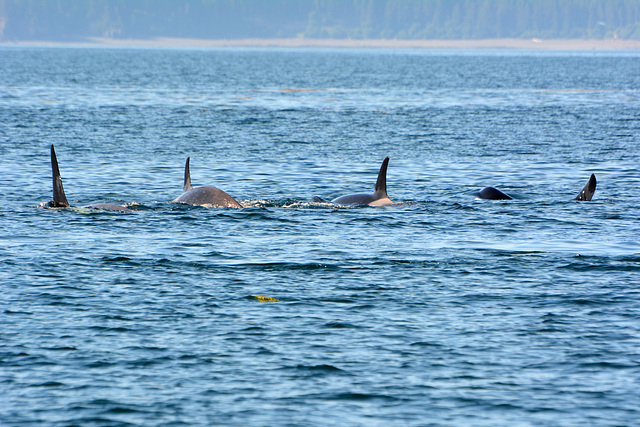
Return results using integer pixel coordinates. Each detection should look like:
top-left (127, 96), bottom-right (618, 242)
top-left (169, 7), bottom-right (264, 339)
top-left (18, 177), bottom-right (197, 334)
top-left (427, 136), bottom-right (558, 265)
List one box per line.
top-left (476, 187), bottom-right (512, 200)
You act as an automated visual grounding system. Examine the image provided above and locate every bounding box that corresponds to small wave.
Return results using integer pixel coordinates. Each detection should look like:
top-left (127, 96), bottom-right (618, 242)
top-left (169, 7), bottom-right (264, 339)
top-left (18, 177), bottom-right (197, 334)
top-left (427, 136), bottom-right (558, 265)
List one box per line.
top-left (238, 199), bottom-right (323, 208)
top-left (102, 256), bottom-right (138, 266)
top-left (410, 341), bottom-right (445, 348)
top-left (4, 309), bottom-right (34, 315)
top-left (291, 364), bottom-right (346, 373)
top-left (305, 392), bottom-right (405, 402)
top-left (277, 364), bottom-right (350, 378)
top-left (229, 261), bottom-right (342, 272)
top-left (323, 321), bottom-right (363, 329)
top-left (28, 381), bottom-right (65, 388)
top-left (280, 88), bottom-right (316, 92)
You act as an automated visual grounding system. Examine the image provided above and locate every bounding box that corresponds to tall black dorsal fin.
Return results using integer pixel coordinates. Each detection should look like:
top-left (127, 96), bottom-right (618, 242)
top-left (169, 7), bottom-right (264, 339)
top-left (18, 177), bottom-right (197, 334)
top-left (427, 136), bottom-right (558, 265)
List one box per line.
top-left (374, 157), bottom-right (390, 197)
top-left (50, 144), bottom-right (69, 207)
top-left (183, 157), bottom-right (193, 192)
top-left (575, 174), bottom-right (597, 201)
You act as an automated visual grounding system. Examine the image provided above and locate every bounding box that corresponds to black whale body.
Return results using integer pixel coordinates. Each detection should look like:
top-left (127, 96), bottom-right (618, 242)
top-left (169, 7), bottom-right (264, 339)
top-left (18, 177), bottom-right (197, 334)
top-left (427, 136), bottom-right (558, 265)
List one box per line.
top-left (476, 174), bottom-right (597, 201)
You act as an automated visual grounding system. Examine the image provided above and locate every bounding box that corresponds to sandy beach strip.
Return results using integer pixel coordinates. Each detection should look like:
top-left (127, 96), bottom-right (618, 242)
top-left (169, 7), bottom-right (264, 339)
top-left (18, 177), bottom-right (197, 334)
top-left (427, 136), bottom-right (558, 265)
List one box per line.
top-left (3, 37), bottom-right (640, 50)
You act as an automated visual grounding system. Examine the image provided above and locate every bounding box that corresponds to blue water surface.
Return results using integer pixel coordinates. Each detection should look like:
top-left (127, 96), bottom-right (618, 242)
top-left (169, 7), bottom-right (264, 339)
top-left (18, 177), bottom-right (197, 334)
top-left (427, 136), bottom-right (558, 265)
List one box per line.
top-left (1, 46), bottom-right (639, 426)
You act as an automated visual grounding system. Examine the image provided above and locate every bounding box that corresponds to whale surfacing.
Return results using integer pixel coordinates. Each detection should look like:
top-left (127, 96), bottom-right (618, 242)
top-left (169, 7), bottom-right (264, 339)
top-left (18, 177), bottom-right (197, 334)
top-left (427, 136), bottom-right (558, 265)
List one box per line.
top-left (575, 174), bottom-right (597, 201)
top-left (330, 157), bottom-right (394, 207)
top-left (49, 144), bottom-right (130, 212)
top-left (476, 174), bottom-right (597, 201)
top-left (172, 157), bottom-right (242, 208)
top-left (476, 186), bottom-right (513, 200)
top-left (51, 144), bottom-right (70, 208)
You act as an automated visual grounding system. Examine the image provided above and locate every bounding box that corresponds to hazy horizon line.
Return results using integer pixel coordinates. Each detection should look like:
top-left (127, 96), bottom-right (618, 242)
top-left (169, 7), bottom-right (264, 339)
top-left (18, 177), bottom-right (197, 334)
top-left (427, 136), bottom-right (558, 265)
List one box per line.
top-left (3, 37), bottom-right (640, 50)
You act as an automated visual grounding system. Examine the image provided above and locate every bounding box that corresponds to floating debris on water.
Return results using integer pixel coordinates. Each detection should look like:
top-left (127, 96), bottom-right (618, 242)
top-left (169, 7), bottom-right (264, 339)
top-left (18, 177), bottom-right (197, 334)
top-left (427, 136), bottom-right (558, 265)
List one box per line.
top-left (252, 296), bottom-right (279, 302)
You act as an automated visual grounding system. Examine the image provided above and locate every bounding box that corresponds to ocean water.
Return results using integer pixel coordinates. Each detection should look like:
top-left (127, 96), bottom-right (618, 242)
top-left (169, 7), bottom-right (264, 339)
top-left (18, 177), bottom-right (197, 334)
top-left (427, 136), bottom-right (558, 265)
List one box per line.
top-left (1, 46), bottom-right (639, 426)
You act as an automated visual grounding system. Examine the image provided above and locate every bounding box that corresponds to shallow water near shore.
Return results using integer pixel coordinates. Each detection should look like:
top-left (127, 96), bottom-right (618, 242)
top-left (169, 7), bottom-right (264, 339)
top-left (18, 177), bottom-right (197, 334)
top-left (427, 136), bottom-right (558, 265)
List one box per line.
top-left (1, 47), bottom-right (640, 425)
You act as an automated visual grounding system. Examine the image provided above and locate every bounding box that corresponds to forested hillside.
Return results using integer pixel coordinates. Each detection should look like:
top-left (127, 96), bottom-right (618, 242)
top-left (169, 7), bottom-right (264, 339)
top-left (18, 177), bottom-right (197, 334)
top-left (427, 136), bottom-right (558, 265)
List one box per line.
top-left (1, 0), bottom-right (639, 42)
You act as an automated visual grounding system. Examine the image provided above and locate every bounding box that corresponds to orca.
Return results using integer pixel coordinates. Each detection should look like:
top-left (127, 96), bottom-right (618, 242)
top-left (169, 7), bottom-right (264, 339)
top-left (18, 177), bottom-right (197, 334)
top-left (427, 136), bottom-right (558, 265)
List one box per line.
top-left (574, 174), bottom-right (597, 201)
top-left (476, 174), bottom-right (597, 201)
top-left (329, 157), bottom-right (394, 206)
top-left (476, 186), bottom-right (513, 200)
top-left (49, 144), bottom-right (130, 212)
top-left (172, 157), bottom-right (242, 208)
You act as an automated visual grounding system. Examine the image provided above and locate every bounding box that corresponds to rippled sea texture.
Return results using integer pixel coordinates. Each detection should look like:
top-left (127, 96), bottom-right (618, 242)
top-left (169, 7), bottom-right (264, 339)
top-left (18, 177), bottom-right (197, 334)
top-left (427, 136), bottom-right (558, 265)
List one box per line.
top-left (1, 47), bottom-right (640, 425)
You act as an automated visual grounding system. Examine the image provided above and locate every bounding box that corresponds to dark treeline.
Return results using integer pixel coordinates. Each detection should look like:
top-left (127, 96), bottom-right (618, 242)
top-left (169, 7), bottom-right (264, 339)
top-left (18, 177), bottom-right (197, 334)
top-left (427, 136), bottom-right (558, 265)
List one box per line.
top-left (1, 0), bottom-right (639, 42)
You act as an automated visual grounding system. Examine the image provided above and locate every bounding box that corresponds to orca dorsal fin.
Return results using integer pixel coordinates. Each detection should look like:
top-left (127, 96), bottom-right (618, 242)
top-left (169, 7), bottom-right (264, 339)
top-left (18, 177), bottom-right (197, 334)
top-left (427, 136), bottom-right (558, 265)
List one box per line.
top-left (183, 157), bottom-right (193, 192)
top-left (575, 173), bottom-right (597, 201)
top-left (373, 157), bottom-right (390, 197)
top-left (50, 144), bottom-right (69, 207)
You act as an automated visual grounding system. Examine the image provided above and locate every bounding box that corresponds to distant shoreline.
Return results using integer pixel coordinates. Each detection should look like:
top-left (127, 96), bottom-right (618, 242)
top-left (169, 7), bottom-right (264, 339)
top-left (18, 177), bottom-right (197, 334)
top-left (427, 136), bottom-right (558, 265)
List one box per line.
top-left (3, 37), bottom-right (640, 50)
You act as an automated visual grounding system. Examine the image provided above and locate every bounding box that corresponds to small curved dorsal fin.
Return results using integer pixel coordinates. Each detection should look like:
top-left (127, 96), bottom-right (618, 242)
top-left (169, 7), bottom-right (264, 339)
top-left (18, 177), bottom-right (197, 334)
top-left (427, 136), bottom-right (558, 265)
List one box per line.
top-left (50, 144), bottom-right (69, 207)
top-left (183, 157), bottom-right (193, 192)
top-left (373, 157), bottom-right (390, 197)
top-left (575, 174), bottom-right (597, 201)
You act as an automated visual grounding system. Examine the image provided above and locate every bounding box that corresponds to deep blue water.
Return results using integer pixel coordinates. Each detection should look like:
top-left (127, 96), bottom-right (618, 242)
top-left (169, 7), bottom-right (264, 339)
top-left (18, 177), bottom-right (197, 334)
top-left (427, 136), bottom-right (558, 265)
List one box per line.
top-left (1, 46), bottom-right (640, 426)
